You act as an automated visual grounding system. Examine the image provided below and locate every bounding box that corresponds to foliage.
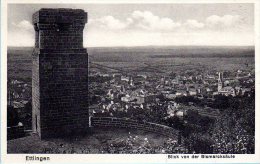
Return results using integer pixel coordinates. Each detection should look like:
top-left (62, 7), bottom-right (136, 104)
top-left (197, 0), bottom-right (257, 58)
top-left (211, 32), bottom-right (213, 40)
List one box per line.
top-left (175, 96), bottom-right (201, 105)
top-left (210, 97), bottom-right (255, 154)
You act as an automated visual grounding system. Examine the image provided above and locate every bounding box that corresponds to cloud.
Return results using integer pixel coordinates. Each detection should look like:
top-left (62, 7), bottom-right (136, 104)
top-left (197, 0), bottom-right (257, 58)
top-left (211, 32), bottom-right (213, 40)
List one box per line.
top-left (8, 13), bottom-right (252, 47)
top-left (95, 16), bottom-right (131, 30)
top-left (88, 11), bottom-right (247, 34)
top-left (184, 19), bottom-right (205, 29)
top-left (89, 10), bottom-right (181, 32)
top-left (12, 20), bottom-right (34, 31)
top-left (9, 20), bottom-right (34, 47)
top-left (205, 15), bottom-right (242, 28)
top-left (131, 10), bottom-right (181, 31)
top-left (83, 12), bottom-right (253, 46)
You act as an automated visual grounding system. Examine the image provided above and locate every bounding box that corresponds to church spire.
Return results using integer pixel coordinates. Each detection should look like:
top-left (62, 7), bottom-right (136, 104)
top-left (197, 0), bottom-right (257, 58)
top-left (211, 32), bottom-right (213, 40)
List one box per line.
top-left (218, 72), bottom-right (224, 91)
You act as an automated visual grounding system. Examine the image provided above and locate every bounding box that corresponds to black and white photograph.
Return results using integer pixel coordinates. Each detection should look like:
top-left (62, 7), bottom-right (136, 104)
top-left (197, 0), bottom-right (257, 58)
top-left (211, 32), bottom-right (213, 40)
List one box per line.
top-left (1, 0), bottom-right (260, 163)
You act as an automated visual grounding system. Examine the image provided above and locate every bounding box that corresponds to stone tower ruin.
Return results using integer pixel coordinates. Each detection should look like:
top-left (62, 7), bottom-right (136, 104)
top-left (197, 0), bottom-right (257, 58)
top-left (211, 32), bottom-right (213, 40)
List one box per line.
top-left (32, 8), bottom-right (89, 139)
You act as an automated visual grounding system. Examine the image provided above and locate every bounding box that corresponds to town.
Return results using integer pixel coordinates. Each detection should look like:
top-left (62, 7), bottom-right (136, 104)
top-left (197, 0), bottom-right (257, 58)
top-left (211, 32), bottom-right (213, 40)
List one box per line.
top-left (88, 62), bottom-right (254, 121)
top-left (7, 55), bottom-right (255, 154)
top-left (87, 61), bottom-right (255, 154)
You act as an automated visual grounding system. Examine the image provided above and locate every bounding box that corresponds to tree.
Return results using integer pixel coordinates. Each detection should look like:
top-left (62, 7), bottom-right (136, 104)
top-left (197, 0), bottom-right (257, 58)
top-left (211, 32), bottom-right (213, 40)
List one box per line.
top-left (212, 95), bottom-right (229, 110)
top-left (210, 98), bottom-right (255, 154)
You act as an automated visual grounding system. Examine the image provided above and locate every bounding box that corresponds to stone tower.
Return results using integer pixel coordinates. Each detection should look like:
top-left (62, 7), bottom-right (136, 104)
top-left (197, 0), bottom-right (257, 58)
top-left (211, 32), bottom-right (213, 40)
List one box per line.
top-left (32, 8), bottom-right (89, 139)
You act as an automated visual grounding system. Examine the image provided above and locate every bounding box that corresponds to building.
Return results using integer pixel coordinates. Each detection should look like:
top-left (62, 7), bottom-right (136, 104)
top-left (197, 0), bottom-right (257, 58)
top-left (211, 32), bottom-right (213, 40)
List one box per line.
top-left (217, 72), bottom-right (236, 96)
top-left (218, 86), bottom-right (236, 96)
top-left (121, 95), bottom-right (133, 102)
top-left (188, 88), bottom-right (197, 96)
top-left (176, 90), bottom-right (188, 97)
top-left (121, 76), bottom-right (130, 82)
top-left (135, 94), bottom-right (157, 104)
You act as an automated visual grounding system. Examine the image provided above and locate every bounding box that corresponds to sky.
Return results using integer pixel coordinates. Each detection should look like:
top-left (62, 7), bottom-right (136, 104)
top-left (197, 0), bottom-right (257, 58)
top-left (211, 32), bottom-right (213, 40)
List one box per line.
top-left (8, 3), bottom-right (254, 47)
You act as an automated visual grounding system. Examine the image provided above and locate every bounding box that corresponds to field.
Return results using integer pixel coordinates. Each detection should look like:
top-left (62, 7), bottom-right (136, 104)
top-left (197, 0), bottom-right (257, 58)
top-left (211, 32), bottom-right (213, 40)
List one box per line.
top-left (7, 46), bottom-right (255, 80)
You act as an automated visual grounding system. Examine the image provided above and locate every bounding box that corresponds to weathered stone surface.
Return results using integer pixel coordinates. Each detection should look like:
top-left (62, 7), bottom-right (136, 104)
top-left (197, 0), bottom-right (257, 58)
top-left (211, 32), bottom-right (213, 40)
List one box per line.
top-left (32, 8), bottom-right (89, 139)
top-left (33, 8), bottom-right (87, 50)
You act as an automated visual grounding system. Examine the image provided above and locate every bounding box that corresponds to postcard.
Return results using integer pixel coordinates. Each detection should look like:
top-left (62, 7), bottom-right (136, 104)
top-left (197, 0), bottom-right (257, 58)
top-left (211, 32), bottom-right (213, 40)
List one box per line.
top-left (1, 0), bottom-right (259, 163)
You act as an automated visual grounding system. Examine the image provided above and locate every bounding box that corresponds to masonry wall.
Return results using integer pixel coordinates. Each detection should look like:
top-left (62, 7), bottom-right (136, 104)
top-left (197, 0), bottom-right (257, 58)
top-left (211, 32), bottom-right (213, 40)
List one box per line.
top-left (32, 49), bottom-right (40, 135)
top-left (91, 117), bottom-right (179, 137)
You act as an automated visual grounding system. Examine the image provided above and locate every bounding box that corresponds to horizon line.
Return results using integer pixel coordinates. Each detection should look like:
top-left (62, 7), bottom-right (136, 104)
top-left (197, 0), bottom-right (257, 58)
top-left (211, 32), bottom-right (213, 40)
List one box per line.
top-left (7, 45), bottom-right (255, 48)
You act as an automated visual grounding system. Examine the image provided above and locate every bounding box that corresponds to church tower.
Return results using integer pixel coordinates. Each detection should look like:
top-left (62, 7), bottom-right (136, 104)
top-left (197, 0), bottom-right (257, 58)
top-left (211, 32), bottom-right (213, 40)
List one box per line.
top-left (218, 72), bottom-right (224, 91)
top-left (130, 76), bottom-right (134, 86)
top-left (32, 8), bottom-right (89, 139)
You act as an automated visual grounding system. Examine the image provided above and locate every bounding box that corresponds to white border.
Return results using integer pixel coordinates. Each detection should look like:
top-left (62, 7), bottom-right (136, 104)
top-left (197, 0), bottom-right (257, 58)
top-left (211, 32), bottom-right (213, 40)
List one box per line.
top-left (1, 0), bottom-right (260, 163)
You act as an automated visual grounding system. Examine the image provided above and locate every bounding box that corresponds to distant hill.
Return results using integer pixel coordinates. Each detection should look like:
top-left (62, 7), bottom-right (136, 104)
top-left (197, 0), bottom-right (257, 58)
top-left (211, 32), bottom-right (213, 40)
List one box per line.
top-left (7, 46), bottom-right (255, 80)
top-left (8, 45), bottom-right (254, 52)
top-left (8, 47), bottom-right (33, 51)
top-left (8, 45), bottom-right (255, 63)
